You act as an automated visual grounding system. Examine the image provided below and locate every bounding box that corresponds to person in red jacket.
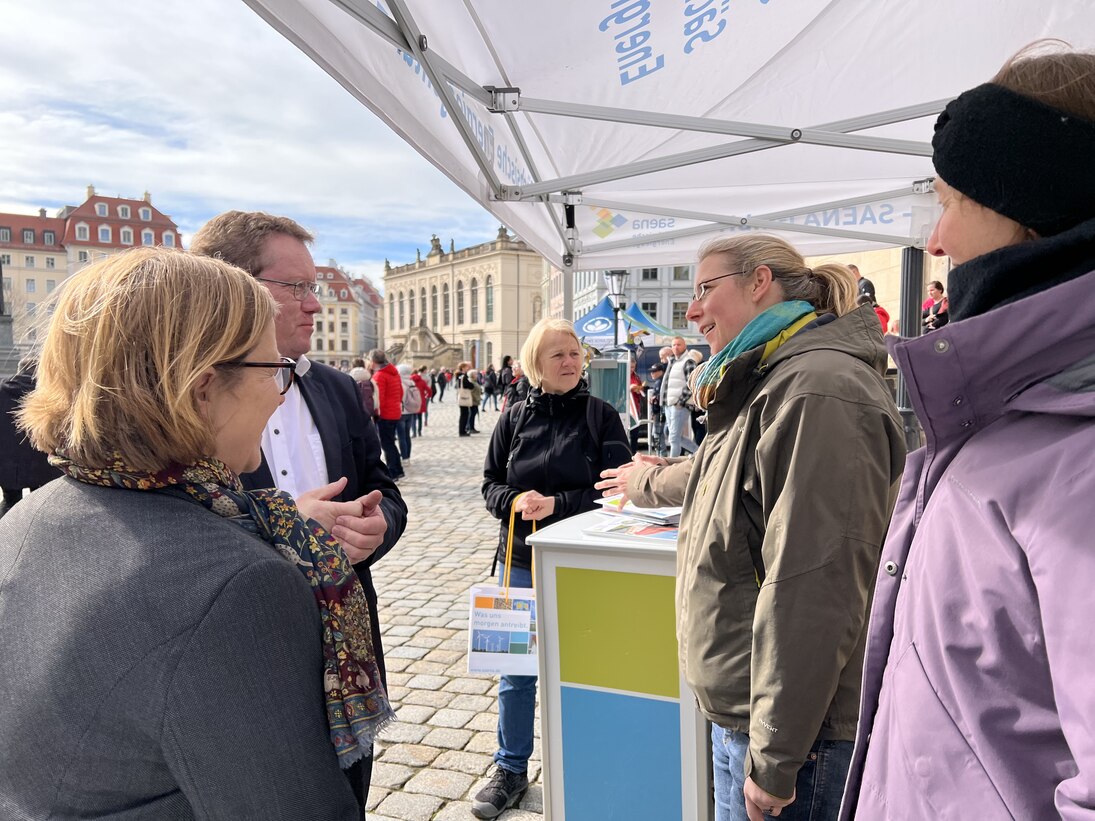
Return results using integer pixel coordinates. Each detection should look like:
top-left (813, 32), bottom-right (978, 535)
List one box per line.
top-left (411, 367), bottom-right (431, 435)
top-left (368, 349), bottom-right (404, 480)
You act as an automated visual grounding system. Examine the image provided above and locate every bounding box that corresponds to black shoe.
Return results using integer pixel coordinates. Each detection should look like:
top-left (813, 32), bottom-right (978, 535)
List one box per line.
top-left (471, 766), bottom-right (528, 819)
top-left (469, 428), bottom-right (481, 434)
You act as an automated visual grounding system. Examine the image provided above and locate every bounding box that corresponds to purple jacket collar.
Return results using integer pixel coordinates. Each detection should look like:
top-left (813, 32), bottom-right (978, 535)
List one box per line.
top-left (891, 267), bottom-right (1095, 450)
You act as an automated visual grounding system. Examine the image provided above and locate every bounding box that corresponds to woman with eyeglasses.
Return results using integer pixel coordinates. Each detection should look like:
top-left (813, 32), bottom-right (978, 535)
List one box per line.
top-left (597, 235), bottom-right (906, 821)
top-left (0, 247), bottom-right (388, 819)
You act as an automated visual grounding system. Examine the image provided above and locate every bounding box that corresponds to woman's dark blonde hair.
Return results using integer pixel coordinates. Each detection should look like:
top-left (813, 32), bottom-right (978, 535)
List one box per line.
top-left (993, 40), bottom-right (1095, 121)
top-left (19, 247), bottom-right (276, 471)
top-left (697, 234), bottom-right (857, 316)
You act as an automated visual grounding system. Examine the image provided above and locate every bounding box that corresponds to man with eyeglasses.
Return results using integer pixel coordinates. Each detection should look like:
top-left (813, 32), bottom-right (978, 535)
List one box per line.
top-left (191, 211), bottom-right (407, 816)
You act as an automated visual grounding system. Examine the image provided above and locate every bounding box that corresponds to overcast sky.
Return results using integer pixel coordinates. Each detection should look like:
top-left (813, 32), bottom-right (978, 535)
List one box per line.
top-left (0, 0), bottom-right (498, 287)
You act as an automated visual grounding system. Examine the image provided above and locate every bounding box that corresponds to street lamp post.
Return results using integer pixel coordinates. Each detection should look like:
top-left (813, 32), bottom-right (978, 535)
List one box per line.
top-left (604, 269), bottom-right (628, 348)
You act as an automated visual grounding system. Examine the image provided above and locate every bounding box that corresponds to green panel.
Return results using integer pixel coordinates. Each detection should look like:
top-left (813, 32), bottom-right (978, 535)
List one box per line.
top-left (555, 567), bottom-right (679, 699)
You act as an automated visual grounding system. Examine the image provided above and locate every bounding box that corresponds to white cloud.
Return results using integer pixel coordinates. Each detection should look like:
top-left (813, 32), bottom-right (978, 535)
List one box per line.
top-left (0, 0), bottom-right (498, 280)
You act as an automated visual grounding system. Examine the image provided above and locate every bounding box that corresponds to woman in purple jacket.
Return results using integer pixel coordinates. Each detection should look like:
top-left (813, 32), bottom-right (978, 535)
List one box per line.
top-left (842, 43), bottom-right (1095, 819)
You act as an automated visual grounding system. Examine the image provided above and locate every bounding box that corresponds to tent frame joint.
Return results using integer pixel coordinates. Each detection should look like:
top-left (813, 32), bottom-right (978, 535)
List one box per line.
top-left (485, 85), bottom-right (521, 113)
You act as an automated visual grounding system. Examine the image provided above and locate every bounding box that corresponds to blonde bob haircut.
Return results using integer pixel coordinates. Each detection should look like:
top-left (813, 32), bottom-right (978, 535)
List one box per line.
top-left (19, 247), bottom-right (276, 472)
top-left (520, 318), bottom-right (582, 388)
top-left (698, 234), bottom-right (857, 317)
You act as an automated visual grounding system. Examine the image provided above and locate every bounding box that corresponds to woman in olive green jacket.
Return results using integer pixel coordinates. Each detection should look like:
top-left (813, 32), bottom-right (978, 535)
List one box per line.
top-left (598, 235), bottom-right (905, 821)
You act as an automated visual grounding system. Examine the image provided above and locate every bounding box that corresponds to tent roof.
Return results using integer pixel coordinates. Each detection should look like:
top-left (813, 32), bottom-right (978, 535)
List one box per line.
top-left (623, 301), bottom-right (679, 339)
top-left (244, 0), bottom-right (1095, 272)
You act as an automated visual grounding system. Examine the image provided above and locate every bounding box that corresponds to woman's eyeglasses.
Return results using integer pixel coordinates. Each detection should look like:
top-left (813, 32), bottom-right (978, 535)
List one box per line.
top-left (215, 356), bottom-right (297, 395)
top-left (255, 277), bottom-right (322, 302)
top-left (692, 268), bottom-right (752, 302)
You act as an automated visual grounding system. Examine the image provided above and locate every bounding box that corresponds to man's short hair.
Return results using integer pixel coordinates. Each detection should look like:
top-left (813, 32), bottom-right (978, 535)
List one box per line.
top-left (368, 349), bottom-right (388, 366)
top-left (190, 211), bottom-right (313, 276)
top-left (848, 263), bottom-right (860, 275)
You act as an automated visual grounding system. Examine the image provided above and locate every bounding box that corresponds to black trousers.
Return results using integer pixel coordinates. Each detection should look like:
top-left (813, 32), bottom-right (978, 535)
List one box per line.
top-left (345, 755), bottom-right (372, 820)
top-left (375, 418), bottom-right (404, 477)
top-left (458, 405), bottom-right (470, 435)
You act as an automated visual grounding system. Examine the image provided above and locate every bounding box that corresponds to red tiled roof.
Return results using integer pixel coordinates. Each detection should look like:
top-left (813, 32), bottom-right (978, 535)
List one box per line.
top-left (0, 213), bottom-right (66, 252)
top-left (316, 266), bottom-right (359, 303)
top-left (62, 195), bottom-right (178, 246)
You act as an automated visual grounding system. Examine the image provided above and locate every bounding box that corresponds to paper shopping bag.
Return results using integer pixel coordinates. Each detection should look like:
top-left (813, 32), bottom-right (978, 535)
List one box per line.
top-left (468, 494), bottom-right (539, 676)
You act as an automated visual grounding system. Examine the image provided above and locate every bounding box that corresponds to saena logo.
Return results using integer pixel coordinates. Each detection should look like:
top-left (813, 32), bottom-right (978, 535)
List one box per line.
top-left (592, 207), bottom-right (628, 239)
top-left (581, 317), bottom-right (613, 334)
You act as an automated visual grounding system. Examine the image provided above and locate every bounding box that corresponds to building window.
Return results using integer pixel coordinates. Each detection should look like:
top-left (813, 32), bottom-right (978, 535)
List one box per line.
top-left (419, 288), bottom-right (426, 326)
top-left (0, 228), bottom-right (9, 242)
top-left (95, 203), bottom-right (108, 217)
top-left (456, 281), bottom-right (465, 324)
top-left (142, 230), bottom-right (154, 246)
top-left (316, 319), bottom-right (324, 332)
top-left (316, 338), bottom-right (324, 351)
top-left (22, 229), bottom-right (34, 244)
top-left (0, 254), bottom-right (9, 266)
top-left (78, 250), bottom-right (89, 263)
top-left (409, 290), bottom-right (416, 327)
top-left (326, 287), bottom-right (335, 299)
top-left (470, 278), bottom-right (479, 323)
top-left (641, 301), bottom-right (658, 320)
top-left (388, 295), bottom-right (394, 330)
top-left (485, 275), bottom-right (494, 322)
top-left (340, 289), bottom-right (347, 299)
top-left (2, 276), bottom-right (10, 292)
top-left (398, 291), bottom-right (405, 329)
top-left (140, 207), bottom-right (151, 221)
top-left (340, 307), bottom-right (348, 315)
top-left (340, 321), bottom-right (348, 334)
top-left (163, 232), bottom-right (175, 247)
top-left (431, 285), bottom-right (438, 326)
top-left (45, 257), bottom-right (55, 270)
top-left (44, 231), bottom-right (55, 245)
top-left (486, 340), bottom-right (493, 367)
top-left (118, 205), bottom-right (130, 218)
top-left (443, 283), bottom-right (451, 325)
top-left (120, 227), bottom-right (133, 245)
top-left (76, 223), bottom-right (89, 241)
top-left (26, 278), bottom-right (36, 293)
top-left (672, 301), bottom-right (689, 329)
top-left (24, 256), bottom-right (35, 268)
top-left (46, 279), bottom-right (56, 292)
top-left (26, 302), bottom-right (36, 316)
top-left (673, 265), bottom-right (691, 280)
top-left (641, 267), bottom-right (659, 281)
top-left (98, 226), bottom-right (111, 243)
top-left (341, 340), bottom-right (349, 351)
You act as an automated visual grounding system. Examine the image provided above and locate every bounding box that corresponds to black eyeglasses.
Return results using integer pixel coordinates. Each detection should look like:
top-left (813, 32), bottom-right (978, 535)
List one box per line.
top-left (215, 356), bottom-right (297, 395)
top-left (692, 268), bottom-right (753, 302)
top-left (255, 277), bottom-right (322, 302)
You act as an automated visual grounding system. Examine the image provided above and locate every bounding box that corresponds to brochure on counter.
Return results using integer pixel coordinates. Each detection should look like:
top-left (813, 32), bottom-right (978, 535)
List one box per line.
top-left (584, 512), bottom-right (679, 544)
top-left (594, 494), bottom-right (682, 526)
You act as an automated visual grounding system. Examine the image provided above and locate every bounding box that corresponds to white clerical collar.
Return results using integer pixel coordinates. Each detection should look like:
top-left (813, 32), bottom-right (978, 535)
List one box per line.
top-left (294, 354), bottom-right (313, 377)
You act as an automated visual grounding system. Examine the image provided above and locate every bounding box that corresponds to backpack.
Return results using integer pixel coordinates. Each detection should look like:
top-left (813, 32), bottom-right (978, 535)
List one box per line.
top-left (401, 381), bottom-right (422, 415)
top-left (356, 379), bottom-right (376, 417)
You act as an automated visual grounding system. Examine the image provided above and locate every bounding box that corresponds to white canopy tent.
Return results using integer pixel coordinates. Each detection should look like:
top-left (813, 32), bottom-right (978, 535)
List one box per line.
top-left (243, 0), bottom-right (1094, 319)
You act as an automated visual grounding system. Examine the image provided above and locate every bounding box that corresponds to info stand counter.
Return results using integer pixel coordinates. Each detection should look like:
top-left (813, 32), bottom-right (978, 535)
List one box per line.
top-left (527, 510), bottom-right (712, 821)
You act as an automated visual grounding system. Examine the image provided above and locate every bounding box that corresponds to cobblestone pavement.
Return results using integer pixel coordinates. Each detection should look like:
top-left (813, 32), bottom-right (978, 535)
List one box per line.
top-left (367, 397), bottom-right (543, 821)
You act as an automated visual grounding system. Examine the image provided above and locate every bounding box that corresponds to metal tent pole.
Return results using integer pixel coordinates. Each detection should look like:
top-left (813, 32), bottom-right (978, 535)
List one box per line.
top-left (897, 246), bottom-right (925, 451)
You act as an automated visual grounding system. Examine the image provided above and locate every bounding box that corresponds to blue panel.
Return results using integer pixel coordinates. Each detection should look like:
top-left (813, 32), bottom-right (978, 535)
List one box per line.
top-left (560, 686), bottom-right (682, 821)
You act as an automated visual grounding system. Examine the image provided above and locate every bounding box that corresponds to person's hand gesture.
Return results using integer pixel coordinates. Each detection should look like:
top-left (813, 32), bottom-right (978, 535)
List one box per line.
top-left (297, 480), bottom-right (388, 562)
top-left (514, 490), bottom-right (555, 521)
top-left (744, 776), bottom-right (794, 821)
top-left (594, 453), bottom-right (667, 506)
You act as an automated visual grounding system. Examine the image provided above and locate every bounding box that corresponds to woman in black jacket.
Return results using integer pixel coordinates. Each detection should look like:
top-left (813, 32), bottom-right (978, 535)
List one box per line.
top-left (475, 318), bottom-right (631, 819)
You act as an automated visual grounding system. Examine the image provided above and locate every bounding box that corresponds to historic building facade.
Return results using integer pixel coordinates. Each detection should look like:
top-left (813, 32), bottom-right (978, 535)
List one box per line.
top-left (382, 228), bottom-right (549, 371)
top-left (0, 186), bottom-right (179, 345)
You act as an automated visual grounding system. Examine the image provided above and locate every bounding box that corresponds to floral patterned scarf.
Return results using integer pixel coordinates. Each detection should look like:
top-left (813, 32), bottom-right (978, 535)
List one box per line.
top-left (51, 452), bottom-right (393, 768)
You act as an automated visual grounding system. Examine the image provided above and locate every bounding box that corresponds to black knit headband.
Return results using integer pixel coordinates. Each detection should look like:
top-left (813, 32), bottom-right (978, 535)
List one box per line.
top-left (932, 83), bottom-right (1095, 237)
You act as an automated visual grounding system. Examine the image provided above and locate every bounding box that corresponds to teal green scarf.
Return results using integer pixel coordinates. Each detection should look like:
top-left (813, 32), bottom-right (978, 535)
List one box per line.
top-left (692, 300), bottom-right (816, 410)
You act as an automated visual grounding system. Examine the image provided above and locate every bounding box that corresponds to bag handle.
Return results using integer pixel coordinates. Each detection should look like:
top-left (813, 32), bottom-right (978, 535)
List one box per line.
top-left (503, 492), bottom-right (537, 600)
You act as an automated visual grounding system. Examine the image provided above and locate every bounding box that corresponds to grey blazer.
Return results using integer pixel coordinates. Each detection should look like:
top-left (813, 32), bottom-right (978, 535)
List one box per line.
top-left (0, 478), bottom-right (359, 820)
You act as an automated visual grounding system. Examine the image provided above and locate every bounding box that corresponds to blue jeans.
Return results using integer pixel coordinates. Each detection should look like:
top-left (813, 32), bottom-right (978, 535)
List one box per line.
top-left (398, 414), bottom-right (413, 458)
top-left (712, 726), bottom-right (852, 821)
top-left (666, 404), bottom-right (696, 458)
top-left (494, 565), bottom-right (536, 774)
